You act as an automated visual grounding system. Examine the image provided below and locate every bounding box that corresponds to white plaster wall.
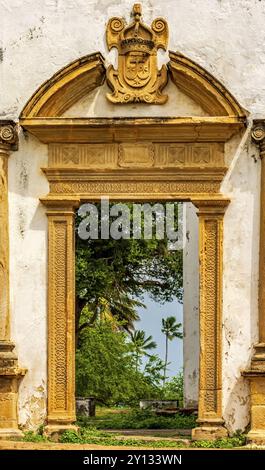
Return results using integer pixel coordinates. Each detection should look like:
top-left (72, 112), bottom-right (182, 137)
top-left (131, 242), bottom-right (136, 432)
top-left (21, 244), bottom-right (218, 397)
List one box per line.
top-left (63, 81), bottom-right (208, 117)
top-left (0, 0), bottom-right (263, 431)
top-left (8, 132), bottom-right (49, 429)
top-left (221, 131), bottom-right (260, 433)
top-left (2, 0), bottom-right (265, 119)
top-left (183, 203), bottom-right (199, 409)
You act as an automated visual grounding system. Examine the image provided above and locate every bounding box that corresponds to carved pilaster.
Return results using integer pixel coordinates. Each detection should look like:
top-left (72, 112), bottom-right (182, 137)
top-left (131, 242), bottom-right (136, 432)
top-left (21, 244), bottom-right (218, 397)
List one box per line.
top-left (251, 123), bottom-right (265, 349)
top-left (0, 121), bottom-right (26, 439)
top-left (0, 123), bottom-right (17, 341)
top-left (191, 199), bottom-right (229, 440)
top-left (41, 198), bottom-right (80, 438)
top-left (243, 122), bottom-right (265, 444)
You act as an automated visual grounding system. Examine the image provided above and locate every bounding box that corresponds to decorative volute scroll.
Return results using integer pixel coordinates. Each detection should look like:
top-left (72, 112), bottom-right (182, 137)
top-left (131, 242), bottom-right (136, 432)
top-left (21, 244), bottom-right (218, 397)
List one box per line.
top-left (106, 3), bottom-right (168, 104)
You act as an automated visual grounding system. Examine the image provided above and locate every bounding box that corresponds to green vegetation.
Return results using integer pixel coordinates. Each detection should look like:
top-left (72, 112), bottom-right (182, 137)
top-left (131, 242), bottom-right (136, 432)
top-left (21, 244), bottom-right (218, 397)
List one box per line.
top-left (76, 203), bottom-right (183, 343)
top-left (77, 408), bottom-right (197, 430)
top-left (60, 428), bottom-right (246, 448)
top-left (130, 330), bottom-right (157, 372)
top-left (75, 203), bottom-right (185, 427)
top-left (76, 320), bottom-right (183, 406)
top-left (59, 428), bottom-right (185, 448)
top-left (190, 433), bottom-right (246, 449)
top-left (162, 374), bottom-right (184, 405)
top-left (22, 428), bottom-right (246, 449)
top-left (76, 321), bottom-right (169, 405)
top-left (23, 431), bottom-right (48, 443)
top-left (161, 316), bottom-right (183, 385)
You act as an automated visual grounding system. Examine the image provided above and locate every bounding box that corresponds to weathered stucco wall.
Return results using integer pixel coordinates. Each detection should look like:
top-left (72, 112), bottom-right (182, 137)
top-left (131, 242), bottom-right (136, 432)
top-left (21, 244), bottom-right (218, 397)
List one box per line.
top-left (221, 132), bottom-right (260, 433)
top-left (2, 0), bottom-right (265, 119)
top-left (1, 0), bottom-right (263, 431)
top-left (8, 133), bottom-right (49, 428)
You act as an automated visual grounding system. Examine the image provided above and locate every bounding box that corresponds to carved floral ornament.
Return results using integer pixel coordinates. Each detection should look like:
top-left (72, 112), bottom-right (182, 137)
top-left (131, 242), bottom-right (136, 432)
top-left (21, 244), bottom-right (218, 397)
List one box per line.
top-left (106, 3), bottom-right (168, 104)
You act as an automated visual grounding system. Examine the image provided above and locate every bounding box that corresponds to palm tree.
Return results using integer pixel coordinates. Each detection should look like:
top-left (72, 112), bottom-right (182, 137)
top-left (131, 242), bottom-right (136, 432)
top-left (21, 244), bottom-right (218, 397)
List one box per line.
top-left (130, 330), bottom-right (157, 372)
top-left (161, 316), bottom-right (183, 386)
top-left (107, 294), bottom-right (143, 331)
top-left (77, 293), bottom-right (144, 344)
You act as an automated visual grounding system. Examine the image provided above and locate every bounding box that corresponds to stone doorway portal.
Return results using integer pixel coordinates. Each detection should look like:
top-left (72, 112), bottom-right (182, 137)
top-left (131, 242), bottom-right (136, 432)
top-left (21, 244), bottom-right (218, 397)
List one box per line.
top-left (16, 50), bottom-right (246, 439)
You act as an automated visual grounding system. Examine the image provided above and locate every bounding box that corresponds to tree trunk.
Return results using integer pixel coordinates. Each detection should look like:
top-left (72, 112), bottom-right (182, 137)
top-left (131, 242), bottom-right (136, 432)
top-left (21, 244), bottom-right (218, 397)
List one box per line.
top-left (163, 335), bottom-right (168, 386)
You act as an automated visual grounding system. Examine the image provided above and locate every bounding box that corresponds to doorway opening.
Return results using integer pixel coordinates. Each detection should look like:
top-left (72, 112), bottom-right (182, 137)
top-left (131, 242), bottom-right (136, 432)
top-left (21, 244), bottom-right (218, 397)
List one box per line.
top-left (74, 200), bottom-right (199, 442)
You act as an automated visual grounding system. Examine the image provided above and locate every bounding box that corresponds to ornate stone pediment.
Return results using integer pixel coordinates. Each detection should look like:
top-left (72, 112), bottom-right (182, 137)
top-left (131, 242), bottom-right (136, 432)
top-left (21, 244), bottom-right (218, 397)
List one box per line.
top-left (106, 4), bottom-right (168, 104)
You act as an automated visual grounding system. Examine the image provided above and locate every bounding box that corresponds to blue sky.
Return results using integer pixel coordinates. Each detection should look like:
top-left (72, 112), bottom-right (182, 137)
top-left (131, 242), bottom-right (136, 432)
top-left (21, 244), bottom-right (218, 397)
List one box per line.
top-left (136, 295), bottom-right (183, 377)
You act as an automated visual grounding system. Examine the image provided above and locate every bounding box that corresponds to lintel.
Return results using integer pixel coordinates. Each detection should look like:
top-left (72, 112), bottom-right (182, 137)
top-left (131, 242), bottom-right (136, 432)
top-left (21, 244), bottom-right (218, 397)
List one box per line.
top-left (20, 116), bottom-right (245, 144)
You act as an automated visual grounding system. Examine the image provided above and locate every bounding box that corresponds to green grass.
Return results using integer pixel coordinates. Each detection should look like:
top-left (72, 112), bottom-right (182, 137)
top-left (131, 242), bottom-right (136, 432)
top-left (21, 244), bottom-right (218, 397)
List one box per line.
top-left (59, 428), bottom-right (246, 449)
top-left (191, 434), bottom-right (246, 449)
top-left (21, 409), bottom-right (246, 449)
top-left (78, 408), bottom-right (197, 430)
top-left (23, 431), bottom-right (48, 443)
top-left (59, 428), bottom-right (185, 448)
top-left (22, 427), bottom-right (247, 449)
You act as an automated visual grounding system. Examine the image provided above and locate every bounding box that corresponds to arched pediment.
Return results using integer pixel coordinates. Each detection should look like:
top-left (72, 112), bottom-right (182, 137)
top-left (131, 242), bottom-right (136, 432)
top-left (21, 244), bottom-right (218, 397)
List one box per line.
top-left (20, 52), bottom-right (106, 118)
top-left (168, 51), bottom-right (245, 117)
top-left (20, 50), bottom-right (246, 120)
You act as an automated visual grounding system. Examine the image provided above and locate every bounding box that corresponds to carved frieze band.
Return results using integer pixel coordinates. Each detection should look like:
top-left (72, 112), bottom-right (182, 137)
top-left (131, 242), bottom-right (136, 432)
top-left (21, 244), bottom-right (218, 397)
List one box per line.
top-left (47, 211), bottom-right (76, 423)
top-left (197, 203), bottom-right (226, 421)
top-left (49, 143), bottom-right (225, 169)
top-left (49, 180), bottom-right (220, 196)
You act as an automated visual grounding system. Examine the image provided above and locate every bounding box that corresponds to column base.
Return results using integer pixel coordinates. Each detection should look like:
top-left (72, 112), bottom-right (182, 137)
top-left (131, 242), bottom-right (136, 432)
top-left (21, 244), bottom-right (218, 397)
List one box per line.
top-left (192, 425), bottom-right (228, 441)
top-left (247, 430), bottom-right (265, 445)
top-left (243, 352), bottom-right (265, 446)
top-left (0, 428), bottom-right (23, 441)
top-left (0, 341), bottom-right (26, 439)
top-left (44, 424), bottom-right (79, 441)
top-left (249, 343), bottom-right (265, 371)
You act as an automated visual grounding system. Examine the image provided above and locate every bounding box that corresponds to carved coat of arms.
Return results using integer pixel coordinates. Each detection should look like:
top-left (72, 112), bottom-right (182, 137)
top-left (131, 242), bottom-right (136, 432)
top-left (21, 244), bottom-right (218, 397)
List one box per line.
top-left (106, 4), bottom-right (168, 104)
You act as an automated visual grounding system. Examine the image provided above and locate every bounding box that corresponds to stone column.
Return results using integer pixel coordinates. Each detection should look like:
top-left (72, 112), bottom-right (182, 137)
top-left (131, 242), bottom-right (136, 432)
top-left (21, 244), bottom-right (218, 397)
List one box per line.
top-left (0, 121), bottom-right (26, 439)
top-left (243, 122), bottom-right (265, 444)
top-left (42, 198), bottom-right (79, 438)
top-left (191, 199), bottom-right (229, 440)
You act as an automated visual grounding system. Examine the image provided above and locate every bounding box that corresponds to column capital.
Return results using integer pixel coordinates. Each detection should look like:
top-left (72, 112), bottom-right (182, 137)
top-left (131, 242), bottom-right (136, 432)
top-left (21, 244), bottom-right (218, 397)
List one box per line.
top-left (192, 198), bottom-right (230, 215)
top-left (0, 120), bottom-right (18, 150)
top-left (252, 120), bottom-right (265, 149)
top-left (40, 196), bottom-right (80, 214)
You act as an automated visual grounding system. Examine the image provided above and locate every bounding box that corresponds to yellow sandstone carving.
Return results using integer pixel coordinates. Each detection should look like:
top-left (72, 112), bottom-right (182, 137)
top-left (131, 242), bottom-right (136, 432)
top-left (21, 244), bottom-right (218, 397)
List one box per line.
top-left (106, 4), bottom-right (168, 104)
top-left (18, 13), bottom-right (249, 440)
